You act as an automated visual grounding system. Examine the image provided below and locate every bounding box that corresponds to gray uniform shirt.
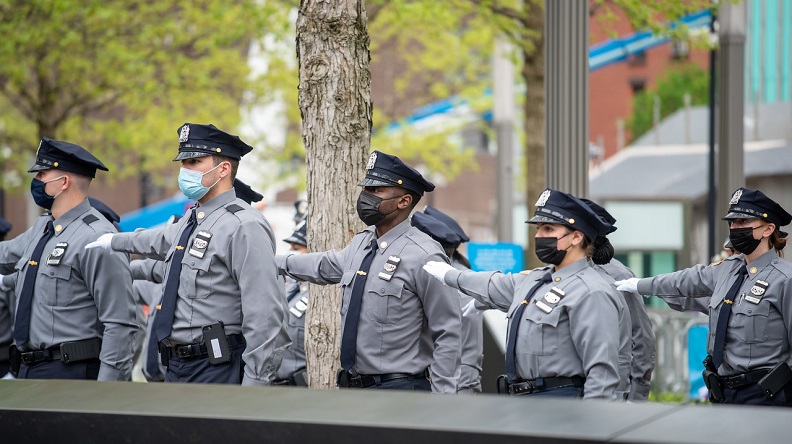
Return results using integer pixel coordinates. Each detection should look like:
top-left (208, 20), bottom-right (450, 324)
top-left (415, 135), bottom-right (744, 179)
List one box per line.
top-left (444, 258), bottom-right (621, 399)
top-left (637, 251), bottom-right (792, 376)
top-left (276, 219), bottom-right (462, 393)
top-left (594, 259), bottom-right (656, 401)
top-left (111, 189), bottom-right (291, 386)
top-left (0, 273), bottom-right (16, 348)
top-left (0, 199), bottom-right (137, 381)
top-left (276, 278), bottom-right (308, 380)
top-left (453, 258), bottom-right (484, 394)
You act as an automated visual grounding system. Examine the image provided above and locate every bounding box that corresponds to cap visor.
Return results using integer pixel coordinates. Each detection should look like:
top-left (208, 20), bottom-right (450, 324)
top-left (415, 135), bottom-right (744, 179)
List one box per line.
top-left (173, 151), bottom-right (211, 161)
top-left (283, 236), bottom-right (306, 246)
top-left (27, 163), bottom-right (50, 173)
top-left (526, 214), bottom-right (565, 225)
top-left (359, 178), bottom-right (394, 188)
top-left (722, 211), bottom-right (758, 221)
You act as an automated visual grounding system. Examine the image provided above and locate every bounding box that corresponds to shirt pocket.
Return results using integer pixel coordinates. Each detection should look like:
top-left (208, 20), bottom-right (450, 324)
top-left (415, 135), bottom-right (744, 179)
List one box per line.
top-left (339, 270), bottom-right (356, 316)
top-left (522, 307), bottom-right (563, 356)
top-left (182, 256), bottom-right (211, 299)
top-left (37, 264), bottom-right (73, 306)
top-left (731, 299), bottom-right (770, 344)
top-left (366, 280), bottom-right (405, 324)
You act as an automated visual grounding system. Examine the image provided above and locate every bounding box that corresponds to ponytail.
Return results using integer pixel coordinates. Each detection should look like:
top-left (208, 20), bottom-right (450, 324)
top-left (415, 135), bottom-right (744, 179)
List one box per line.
top-left (591, 236), bottom-right (615, 265)
top-left (770, 229), bottom-right (787, 257)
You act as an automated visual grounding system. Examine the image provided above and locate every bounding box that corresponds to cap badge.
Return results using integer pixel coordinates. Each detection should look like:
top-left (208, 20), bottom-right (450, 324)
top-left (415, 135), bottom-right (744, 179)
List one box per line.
top-left (729, 189), bottom-right (742, 205)
top-left (535, 190), bottom-right (551, 207)
top-left (366, 152), bottom-right (377, 170)
top-left (179, 125), bottom-right (190, 143)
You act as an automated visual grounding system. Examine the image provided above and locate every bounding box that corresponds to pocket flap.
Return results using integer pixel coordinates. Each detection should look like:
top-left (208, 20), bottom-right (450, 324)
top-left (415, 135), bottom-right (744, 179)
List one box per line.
top-left (368, 280), bottom-right (404, 298)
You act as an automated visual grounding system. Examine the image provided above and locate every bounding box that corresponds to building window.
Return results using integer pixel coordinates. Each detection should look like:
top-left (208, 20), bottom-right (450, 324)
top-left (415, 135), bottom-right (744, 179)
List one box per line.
top-left (671, 40), bottom-right (689, 60)
top-left (628, 51), bottom-right (647, 66)
top-left (629, 77), bottom-right (647, 94)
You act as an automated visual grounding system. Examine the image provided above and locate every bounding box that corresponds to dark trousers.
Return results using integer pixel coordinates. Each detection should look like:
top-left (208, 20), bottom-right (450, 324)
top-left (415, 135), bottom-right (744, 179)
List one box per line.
top-left (18, 359), bottom-right (100, 380)
top-left (0, 360), bottom-right (9, 376)
top-left (366, 375), bottom-right (431, 391)
top-left (722, 383), bottom-right (792, 407)
top-left (165, 343), bottom-right (244, 384)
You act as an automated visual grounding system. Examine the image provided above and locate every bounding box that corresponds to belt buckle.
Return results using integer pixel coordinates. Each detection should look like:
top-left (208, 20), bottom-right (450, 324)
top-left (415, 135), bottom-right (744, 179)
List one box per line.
top-left (174, 346), bottom-right (191, 359)
top-left (20, 353), bottom-right (34, 364)
top-left (510, 381), bottom-right (536, 395)
top-left (349, 374), bottom-right (364, 388)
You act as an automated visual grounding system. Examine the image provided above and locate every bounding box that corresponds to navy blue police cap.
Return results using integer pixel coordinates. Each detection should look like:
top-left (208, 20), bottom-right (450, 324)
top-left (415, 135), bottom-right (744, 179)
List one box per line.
top-left (580, 198), bottom-right (617, 235)
top-left (233, 179), bottom-right (263, 205)
top-left (526, 188), bottom-right (611, 241)
top-left (412, 212), bottom-right (463, 248)
top-left (283, 220), bottom-right (307, 247)
top-left (0, 217), bottom-right (11, 235)
top-left (173, 123), bottom-right (253, 161)
top-left (424, 205), bottom-right (469, 243)
top-left (722, 188), bottom-right (792, 231)
top-left (28, 137), bottom-right (109, 178)
top-left (88, 197), bottom-right (122, 231)
top-left (359, 151), bottom-right (435, 195)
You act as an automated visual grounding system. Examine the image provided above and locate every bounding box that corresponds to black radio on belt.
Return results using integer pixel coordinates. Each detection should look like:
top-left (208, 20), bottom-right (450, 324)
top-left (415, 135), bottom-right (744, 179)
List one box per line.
top-left (203, 321), bottom-right (231, 364)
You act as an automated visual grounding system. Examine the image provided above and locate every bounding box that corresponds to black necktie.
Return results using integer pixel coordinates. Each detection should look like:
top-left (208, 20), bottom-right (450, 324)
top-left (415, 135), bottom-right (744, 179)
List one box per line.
top-left (144, 309), bottom-right (162, 379)
top-left (13, 221), bottom-right (54, 345)
top-left (712, 265), bottom-right (749, 369)
top-left (340, 238), bottom-right (378, 371)
top-left (154, 209), bottom-right (197, 343)
top-left (505, 272), bottom-right (553, 382)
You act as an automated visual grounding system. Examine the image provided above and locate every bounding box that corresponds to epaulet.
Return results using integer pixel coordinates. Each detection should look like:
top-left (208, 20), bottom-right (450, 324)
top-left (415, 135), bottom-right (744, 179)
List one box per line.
top-left (226, 204), bottom-right (245, 214)
top-left (520, 265), bottom-right (551, 275)
top-left (82, 214), bottom-right (100, 225)
top-left (710, 258), bottom-right (724, 267)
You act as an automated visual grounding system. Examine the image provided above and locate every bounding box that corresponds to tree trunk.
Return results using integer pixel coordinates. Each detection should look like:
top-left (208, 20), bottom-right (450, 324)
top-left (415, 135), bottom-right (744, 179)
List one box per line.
top-left (522, 1), bottom-right (545, 270)
top-left (296, 0), bottom-right (372, 389)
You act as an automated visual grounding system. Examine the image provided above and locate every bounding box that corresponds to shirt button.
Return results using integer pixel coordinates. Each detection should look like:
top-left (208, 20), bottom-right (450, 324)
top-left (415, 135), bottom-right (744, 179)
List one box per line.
top-left (50, 271), bottom-right (54, 275)
top-left (380, 288), bottom-right (385, 292)
top-left (748, 309), bottom-right (752, 313)
top-left (537, 316), bottom-right (542, 320)
top-left (191, 261), bottom-right (195, 266)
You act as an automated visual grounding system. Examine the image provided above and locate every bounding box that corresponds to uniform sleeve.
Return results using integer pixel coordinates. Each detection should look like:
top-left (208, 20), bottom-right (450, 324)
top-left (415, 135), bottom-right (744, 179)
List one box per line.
top-left (111, 225), bottom-right (178, 260)
top-left (417, 251), bottom-right (461, 393)
top-left (444, 268), bottom-right (517, 311)
top-left (0, 227), bottom-right (34, 275)
top-left (781, 276), bottom-right (792, 358)
top-left (80, 234), bottom-right (138, 381)
top-left (276, 247), bottom-right (348, 285)
top-left (623, 289), bottom-right (656, 401)
top-left (131, 258), bottom-right (165, 283)
top-left (569, 289), bottom-right (621, 399)
top-left (230, 219), bottom-right (291, 386)
top-left (636, 264), bottom-right (719, 314)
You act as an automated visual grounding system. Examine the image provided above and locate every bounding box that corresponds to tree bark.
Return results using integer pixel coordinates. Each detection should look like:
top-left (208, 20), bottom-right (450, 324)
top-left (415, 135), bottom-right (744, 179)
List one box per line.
top-left (296, 0), bottom-right (372, 389)
top-left (522, 1), bottom-right (544, 269)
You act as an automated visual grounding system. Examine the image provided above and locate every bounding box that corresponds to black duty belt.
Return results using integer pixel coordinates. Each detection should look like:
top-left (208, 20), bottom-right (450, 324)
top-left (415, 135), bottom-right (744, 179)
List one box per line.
top-left (719, 369), bottom-right (772, 389)
top-left (167, 334), bottom-right (245, 360)
top-left (508, 376), bottom-right (585, 395)
top-left (340, 370), bottom-right (428, 389)
top-left (19, 338), bottom-right (102, 365)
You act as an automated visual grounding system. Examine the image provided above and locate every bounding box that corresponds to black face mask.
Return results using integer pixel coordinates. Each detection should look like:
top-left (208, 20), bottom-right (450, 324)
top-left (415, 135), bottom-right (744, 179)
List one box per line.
top-left (729, 226), bottom-right (763, 255)
top-left (356, 191), bottom-right (403, 226)
top-left (534, 232), bottom-right (573, 265)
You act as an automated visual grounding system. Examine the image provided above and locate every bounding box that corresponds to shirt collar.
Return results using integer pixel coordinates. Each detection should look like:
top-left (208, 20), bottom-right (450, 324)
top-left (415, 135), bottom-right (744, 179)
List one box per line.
top-left (745, 250), bottom-right (777, 276)
top-left (195, 188), bottom-right (237, 218)
top-left (369, 218), bottom-right (412, 254)
top-left (549, 257), bottom-right (589, 283)
top-left (52, 199), bottom-right (92, 237)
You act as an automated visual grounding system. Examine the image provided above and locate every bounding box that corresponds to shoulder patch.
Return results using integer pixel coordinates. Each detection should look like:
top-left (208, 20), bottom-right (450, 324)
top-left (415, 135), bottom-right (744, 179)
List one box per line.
top-left (82, 214), bottom-right (100, 225)
top-left (520, 265), bottom-right (552, 275)
top-left (226, 204), bottom-right (245, 214)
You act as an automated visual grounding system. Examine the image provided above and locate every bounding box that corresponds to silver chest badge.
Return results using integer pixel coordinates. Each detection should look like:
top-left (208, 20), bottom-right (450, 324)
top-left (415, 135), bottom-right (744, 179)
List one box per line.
top-left (378, 256), bottom-right (401, 281)
top-left (189, 231), bottom-right (212, 258)
top-left (536, 286), bottom-right (565, 314)
top-left (46, 242), bottom-right (68, 266)
top-left (745, 280), bottom-right (769, 304)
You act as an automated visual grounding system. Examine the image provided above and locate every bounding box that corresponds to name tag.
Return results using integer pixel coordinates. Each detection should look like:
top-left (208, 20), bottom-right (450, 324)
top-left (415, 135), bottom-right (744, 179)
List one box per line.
top-left (189, 231), bottom-right (212, 258)
top-left (46, 242), bottom-right (68, 266)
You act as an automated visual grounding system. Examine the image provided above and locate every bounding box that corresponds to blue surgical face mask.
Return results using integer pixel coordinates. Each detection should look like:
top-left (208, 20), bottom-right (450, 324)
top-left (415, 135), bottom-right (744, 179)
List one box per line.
top-left (178, 163), bottom-right (222, 201)
top-left (30, 176), bottom-right (65, 210)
